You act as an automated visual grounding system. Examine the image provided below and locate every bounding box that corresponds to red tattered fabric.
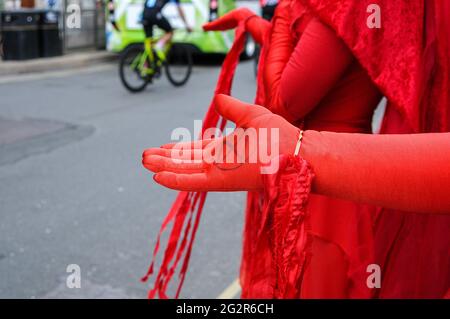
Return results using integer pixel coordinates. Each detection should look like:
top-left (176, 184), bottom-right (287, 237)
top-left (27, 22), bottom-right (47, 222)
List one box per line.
top-left (301, 0), bottom-right (450, 297)
top-left (260, 156), bottom-right (315, 298)
top-left (141, 24), bottom-right (248, 298)
top-left (242, 156), bottom-right (315, 298)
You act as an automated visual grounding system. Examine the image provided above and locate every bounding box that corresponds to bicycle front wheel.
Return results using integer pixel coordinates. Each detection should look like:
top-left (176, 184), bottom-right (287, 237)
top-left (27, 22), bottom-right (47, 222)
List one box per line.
top-left (164, 44), bottom-right (192, 87)
top-left (119, 44), bottom-right (150, 93)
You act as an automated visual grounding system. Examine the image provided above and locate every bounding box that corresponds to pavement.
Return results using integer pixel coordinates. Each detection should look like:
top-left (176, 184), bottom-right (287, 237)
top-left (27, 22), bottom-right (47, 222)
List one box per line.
top-left (0, 57), bottom-right (256, 298)
top-left (0, 50), bottom-right (117, 76)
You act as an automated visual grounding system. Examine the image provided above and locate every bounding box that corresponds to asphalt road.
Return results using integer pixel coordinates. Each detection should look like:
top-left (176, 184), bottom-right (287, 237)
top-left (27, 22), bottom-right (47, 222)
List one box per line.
top-left (0, 60), bottom-right (256, 298)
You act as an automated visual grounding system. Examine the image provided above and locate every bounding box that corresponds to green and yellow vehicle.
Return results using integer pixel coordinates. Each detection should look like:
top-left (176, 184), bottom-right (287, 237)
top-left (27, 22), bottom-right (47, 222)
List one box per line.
top-left (106, 0), bottom-right (241, 55)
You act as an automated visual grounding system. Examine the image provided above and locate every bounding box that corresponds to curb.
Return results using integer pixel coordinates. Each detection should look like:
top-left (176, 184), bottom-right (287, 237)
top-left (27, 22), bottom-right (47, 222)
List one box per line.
top-left (0, 51), bottom-right (118, 76)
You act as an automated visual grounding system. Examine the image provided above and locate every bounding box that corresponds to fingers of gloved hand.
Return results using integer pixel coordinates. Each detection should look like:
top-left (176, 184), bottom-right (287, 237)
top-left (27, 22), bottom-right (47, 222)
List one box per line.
top-left (160, 138), bottom-right (215, 150)
top-left (202, 14), bottom-right (238, 31)
top-left (154, 171), bottom-right (212, 192)
top-left (143, 154), bottom-right (205, 174)
top-left (214, 94), bottom-right (271, 128)
top-left (154, 163), bottom-right (263, 192)
top-left (142, 147), bottom-right (170, 158)
top-left (143, 146), bottom-right (205, 163)
top-left (246, 17), bottom-right (270, 45)
top-left (202, 8), bottom-right (254, 31)
top-left (161, 139), bottom-right (216, 161)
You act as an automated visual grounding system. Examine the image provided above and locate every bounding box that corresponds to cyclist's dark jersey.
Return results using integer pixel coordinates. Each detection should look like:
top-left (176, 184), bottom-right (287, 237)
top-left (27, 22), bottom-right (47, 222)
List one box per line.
top-left (144, 0), bottom-right (180, 12)
top-left (142, 0), bottom-right (180, 37)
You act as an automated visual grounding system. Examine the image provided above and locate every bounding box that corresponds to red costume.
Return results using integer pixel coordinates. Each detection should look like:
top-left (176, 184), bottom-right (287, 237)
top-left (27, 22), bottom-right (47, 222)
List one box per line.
top-left (207, 0), bottom-right (382, 298)
top-left (272, 0), bottom-right (450, 298)
top-left (240, 0), bottom-right (382, 298)
top-left (141, 0), bottom-right (450, 298)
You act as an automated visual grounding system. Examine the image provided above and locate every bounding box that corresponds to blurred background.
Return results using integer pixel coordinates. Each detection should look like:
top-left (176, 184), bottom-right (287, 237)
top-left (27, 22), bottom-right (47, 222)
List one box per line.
top-left (0, 0), bottom-right (258, 58)
top-left (0, 0), bottom-right (263, 298)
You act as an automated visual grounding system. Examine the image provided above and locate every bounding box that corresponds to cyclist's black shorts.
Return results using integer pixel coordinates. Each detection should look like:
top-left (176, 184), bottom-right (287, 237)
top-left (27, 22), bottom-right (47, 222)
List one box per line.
top-left (262, 4), bottom-right (277, 21)
top-left (142, 8), bottom-right (173, 37)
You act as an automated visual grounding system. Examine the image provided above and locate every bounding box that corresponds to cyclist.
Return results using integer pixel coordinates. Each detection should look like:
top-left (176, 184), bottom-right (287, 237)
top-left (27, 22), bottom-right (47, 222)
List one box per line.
top-left (142, 0), bottom-right (192, 59)
top-left (260, 0), bottom-right (278, 21)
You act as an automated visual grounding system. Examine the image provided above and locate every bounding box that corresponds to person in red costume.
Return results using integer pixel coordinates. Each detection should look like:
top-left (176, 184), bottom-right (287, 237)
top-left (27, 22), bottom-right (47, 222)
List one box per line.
top-left (204, 0), bottom-right (382, 299)
top-left (142, 0), bottom-right (450, 298)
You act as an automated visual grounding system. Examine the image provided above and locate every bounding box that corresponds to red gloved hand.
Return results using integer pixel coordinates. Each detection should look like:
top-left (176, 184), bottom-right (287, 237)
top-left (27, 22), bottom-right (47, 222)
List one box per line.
top-left (203, 8), bottom-right (270, 45)
top-left (142, 94), bottom-right (300, 191)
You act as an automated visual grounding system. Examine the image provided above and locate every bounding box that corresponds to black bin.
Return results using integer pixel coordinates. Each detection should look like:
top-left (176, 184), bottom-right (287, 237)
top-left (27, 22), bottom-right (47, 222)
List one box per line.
top-left (1, 10), bottom-right (40, 60)
top-left (39, 10), bottom-right (62, 57)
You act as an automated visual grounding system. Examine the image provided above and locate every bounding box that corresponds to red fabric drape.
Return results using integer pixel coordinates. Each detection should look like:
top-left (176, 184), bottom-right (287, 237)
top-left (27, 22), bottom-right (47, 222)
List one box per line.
top-left (299, 0), bottom-right (450, 297)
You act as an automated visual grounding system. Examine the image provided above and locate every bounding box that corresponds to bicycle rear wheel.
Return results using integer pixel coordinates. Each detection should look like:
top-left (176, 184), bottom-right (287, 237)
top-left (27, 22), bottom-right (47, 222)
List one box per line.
top-left (119, 44), bottom-right (150, 93)
top-left (164, 44), bottom-right (192, 87)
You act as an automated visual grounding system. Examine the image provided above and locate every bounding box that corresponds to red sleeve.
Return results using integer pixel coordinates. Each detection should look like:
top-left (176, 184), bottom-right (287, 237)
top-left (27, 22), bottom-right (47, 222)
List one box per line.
top-left (263, 2), bottom-right (295, 121)
top-left (300, 131), bottom-right (450, 214)
top-left (279, 18), bottom-right (354, 120)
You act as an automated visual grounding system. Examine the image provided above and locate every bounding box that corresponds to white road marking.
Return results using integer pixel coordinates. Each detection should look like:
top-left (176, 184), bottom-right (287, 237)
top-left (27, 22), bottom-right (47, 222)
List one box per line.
top-left (217, 278), bottom-right (241, 299)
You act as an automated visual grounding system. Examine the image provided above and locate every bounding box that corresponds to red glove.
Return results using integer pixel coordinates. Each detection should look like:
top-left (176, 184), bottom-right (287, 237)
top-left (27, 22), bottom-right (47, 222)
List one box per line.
top-left (143, 94), bottom-right (450, 213)
top-left (143, 94), bottom-right (300, 191)
top-left (203, 8), bottom-right (270, 45)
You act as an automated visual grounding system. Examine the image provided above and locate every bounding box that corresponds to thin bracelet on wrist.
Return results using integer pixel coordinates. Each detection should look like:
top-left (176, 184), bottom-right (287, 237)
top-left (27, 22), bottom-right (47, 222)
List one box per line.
top-left (294, 130), bottom-right (304, 156)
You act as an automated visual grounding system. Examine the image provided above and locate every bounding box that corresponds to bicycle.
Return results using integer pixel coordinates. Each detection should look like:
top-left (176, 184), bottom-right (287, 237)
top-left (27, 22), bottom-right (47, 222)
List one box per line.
top-left (119, 32), bottom-right (193, 93)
